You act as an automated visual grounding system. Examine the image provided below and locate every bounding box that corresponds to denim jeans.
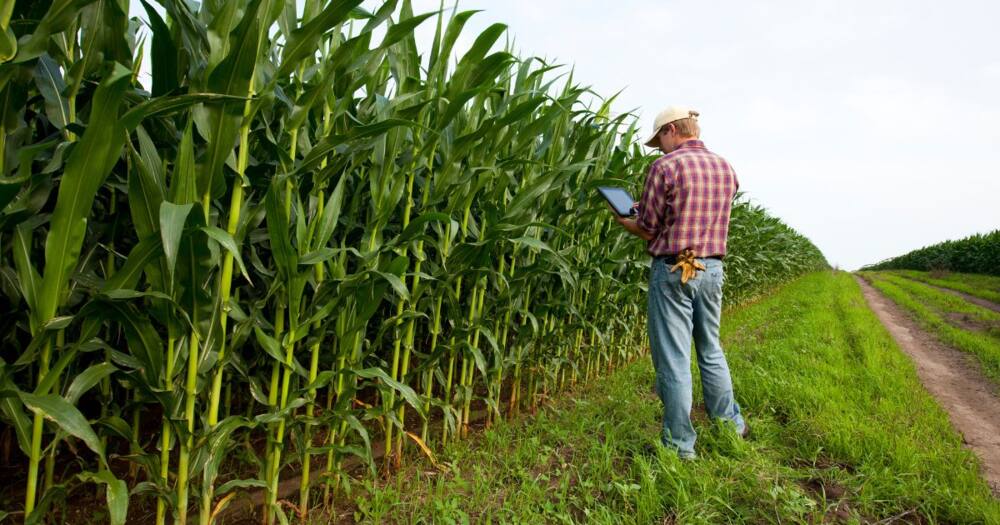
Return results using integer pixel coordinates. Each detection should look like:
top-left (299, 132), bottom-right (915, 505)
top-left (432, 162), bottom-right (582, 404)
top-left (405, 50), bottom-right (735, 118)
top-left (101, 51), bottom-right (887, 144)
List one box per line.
top-left (647, 256), bottom-right (745, 458)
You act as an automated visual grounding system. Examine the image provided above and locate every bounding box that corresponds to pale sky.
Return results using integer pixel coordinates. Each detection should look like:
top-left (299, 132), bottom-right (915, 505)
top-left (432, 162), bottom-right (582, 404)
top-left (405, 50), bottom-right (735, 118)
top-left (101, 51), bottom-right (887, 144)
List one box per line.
top-left (130, 0), bottom-right (1000, 270)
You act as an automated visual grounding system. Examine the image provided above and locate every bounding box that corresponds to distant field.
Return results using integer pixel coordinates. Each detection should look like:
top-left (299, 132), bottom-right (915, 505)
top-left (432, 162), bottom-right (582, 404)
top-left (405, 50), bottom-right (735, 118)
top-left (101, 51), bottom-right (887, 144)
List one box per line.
top-left (862, 229), bottom-right (1000, 276)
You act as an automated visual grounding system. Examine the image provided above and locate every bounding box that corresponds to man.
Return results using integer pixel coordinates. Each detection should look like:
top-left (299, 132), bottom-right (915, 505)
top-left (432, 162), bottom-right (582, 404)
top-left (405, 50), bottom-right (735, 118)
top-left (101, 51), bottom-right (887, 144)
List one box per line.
top-left (611, 106), bottom-right (747, 460)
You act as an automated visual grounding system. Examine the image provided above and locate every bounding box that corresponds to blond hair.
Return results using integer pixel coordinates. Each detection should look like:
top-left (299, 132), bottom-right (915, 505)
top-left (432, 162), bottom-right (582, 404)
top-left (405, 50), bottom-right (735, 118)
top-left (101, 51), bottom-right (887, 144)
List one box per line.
top-left (663, 117), bottom-right (700, 138)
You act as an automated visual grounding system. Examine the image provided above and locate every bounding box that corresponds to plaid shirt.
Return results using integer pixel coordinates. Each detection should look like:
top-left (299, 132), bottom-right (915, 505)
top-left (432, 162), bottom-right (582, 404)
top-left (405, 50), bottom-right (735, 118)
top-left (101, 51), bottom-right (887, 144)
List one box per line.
top-left (636, 140), bottom-right (739, 257)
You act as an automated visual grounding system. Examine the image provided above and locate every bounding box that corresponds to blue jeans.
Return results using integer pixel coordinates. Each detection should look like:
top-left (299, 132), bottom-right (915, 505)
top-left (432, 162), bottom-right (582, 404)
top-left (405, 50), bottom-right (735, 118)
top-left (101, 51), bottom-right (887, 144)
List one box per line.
top-left (647, 256), bottom-right (745, 458)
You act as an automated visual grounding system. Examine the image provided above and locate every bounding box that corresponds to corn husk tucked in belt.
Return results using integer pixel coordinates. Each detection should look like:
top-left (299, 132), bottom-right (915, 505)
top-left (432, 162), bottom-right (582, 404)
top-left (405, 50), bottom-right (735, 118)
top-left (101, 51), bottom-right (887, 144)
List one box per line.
top-left (669, 248), bottom-right (706, 284)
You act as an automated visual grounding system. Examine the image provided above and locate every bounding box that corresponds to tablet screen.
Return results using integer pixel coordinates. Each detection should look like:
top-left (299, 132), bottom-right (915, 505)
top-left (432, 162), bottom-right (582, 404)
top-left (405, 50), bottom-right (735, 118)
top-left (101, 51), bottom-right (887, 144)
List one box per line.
top-left (598, 186), bottom-right (636, 217)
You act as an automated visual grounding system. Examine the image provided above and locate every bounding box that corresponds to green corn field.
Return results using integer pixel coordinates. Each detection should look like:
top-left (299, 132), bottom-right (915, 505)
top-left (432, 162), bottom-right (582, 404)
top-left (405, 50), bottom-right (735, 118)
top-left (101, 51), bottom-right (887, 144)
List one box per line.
top-left (862, 229), bottom-right (1000, 276)
top-left (0, 1), bottom-right (826, 524)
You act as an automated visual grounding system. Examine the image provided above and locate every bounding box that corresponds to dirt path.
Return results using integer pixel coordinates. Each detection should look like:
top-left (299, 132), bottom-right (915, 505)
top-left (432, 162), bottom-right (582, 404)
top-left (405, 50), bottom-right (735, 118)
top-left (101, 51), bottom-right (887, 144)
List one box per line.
top-left (855, 276), bottom-right (1000, 497)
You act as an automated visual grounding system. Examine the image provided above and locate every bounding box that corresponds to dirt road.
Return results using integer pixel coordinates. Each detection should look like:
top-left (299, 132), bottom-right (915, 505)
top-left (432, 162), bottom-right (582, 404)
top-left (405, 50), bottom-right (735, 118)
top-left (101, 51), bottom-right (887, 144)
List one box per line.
top-left (856, 276), bottom-right (1000, 497)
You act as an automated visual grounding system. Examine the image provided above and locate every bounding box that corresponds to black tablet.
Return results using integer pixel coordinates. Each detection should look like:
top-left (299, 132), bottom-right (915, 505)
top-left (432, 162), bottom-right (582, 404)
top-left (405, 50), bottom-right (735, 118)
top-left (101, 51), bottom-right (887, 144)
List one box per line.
top-left (598, 186), bottom-right (637, 217)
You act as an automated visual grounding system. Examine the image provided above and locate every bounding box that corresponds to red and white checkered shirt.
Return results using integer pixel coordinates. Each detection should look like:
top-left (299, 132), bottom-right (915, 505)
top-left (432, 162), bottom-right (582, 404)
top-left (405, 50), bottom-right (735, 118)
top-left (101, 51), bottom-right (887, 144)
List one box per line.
top-left (636, 140), bottom-right (739, 257)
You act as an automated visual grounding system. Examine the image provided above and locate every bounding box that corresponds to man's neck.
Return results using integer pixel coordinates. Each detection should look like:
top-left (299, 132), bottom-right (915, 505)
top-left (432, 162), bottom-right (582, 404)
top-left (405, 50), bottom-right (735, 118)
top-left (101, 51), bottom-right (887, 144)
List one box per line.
top-left (664, 137), bottom-right (700, 153)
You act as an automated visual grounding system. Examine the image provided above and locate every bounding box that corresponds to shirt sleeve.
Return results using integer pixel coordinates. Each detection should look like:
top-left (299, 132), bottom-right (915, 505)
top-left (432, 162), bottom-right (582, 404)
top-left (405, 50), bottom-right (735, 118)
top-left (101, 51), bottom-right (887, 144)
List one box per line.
top-left (636, 160), bottom-right (667, 235)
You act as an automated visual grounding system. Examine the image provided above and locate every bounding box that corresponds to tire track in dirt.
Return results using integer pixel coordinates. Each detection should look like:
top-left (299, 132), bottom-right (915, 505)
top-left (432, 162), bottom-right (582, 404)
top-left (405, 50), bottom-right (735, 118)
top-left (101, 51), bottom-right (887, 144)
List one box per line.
top-left (855, 276), bottom-right (1000, 497)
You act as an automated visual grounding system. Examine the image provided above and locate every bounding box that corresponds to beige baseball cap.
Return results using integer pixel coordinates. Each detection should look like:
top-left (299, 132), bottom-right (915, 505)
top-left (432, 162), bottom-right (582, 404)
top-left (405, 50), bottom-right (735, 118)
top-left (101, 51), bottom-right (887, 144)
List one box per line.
top-left (643, 106), bottom-right (700, 147)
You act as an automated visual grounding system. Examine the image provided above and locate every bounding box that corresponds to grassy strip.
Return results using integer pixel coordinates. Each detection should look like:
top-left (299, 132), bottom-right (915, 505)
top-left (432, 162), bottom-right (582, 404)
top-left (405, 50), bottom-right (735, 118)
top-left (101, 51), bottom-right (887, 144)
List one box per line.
top-left (861, 271), bottom-right (1000, 383)
top-left (876, 272), bottom-right (1000, 329)
top-left (891, 269), bottom-right (1000, 305)
top-left (335, 272), bottom-right (999, 523)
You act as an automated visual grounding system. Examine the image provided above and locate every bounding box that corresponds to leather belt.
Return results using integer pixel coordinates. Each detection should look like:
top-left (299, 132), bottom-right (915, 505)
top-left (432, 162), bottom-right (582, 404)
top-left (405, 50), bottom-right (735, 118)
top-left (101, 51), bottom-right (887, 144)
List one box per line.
top-left (654, 254), bottom-right (723, 264)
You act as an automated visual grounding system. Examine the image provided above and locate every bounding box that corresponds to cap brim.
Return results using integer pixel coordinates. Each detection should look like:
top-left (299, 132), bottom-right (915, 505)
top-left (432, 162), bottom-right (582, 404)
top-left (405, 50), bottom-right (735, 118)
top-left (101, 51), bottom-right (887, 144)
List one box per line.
top-left (643, 130), bottom-right (658, 148)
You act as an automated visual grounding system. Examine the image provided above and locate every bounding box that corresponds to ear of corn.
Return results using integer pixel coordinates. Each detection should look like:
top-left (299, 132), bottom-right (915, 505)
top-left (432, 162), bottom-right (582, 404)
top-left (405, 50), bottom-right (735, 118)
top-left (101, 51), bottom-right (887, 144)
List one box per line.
top-left (0, 2), bottom-right (826, 523)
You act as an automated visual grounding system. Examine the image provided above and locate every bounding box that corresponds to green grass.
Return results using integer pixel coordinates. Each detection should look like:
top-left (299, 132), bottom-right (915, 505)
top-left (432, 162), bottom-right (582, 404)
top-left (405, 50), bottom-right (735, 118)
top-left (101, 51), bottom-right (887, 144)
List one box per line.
top-left (890, 269), bottom-right (1000, 305)
top-left (330, 271), bottom-right (999, 524)
top-left (876, 272), bottom-right (1000, 332)
top-left (861, 271), bottom-right (1000, 383)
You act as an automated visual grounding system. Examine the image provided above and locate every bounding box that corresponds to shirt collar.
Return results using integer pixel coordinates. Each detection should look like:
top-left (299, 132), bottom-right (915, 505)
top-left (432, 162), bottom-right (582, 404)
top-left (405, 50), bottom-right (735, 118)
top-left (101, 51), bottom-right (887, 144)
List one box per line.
top-left (676, 139), bottom-right (706, 150)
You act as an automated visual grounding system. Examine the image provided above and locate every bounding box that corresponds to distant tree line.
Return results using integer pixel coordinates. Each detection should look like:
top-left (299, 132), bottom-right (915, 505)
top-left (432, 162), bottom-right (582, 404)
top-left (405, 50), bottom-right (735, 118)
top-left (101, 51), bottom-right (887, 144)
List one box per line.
top-left (863, 230), bottom-right (1000, 276)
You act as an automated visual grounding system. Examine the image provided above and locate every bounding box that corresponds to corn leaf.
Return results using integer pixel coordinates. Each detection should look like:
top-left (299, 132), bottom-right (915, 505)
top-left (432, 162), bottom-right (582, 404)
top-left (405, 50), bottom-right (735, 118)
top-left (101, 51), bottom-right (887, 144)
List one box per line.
top-left (18, 392), bottom-right (105, 459)
top-left (35, 63), bottom-right (131, 326)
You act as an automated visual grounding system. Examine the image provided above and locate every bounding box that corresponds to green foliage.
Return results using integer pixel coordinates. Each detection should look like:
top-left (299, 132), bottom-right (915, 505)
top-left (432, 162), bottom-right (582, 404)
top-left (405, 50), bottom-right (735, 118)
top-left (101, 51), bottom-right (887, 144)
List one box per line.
top-left (892, 269), bottom-right (1000, 304)
top-left (723, 197), bottom-right (828, 304)
top-left (863, 229), bottom-right (1000, 276)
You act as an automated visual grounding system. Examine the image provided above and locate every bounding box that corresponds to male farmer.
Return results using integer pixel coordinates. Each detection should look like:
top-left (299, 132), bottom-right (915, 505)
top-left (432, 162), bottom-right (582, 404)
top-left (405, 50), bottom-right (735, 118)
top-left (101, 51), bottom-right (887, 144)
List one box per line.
top-left (610, 106), bottom-right (747, 460)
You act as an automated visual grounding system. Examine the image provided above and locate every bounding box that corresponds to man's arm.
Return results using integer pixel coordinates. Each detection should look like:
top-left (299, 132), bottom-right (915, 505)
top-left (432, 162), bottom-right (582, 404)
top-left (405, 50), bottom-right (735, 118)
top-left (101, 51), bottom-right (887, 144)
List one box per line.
top-left (608, 203), bottom-right (655, 241)
top-left (616, 216), bottom-right (655, 241)
top-left (609, 160), bottom-right (664, 242)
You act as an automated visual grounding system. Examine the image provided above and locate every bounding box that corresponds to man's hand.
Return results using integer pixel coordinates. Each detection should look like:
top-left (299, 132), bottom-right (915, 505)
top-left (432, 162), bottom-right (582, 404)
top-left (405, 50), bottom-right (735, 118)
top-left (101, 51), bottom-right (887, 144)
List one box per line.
top-left (607, 202), bottom-right (654, 241)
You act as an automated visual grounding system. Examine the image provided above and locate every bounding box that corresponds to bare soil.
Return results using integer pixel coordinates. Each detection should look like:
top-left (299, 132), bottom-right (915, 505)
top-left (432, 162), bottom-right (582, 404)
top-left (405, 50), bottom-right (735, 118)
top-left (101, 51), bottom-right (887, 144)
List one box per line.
top-left (943, 312), bottom-right (1000, 336)
top-left (856, 276), bottom-right (1000, 497)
